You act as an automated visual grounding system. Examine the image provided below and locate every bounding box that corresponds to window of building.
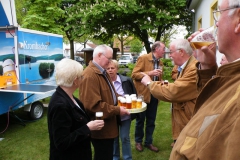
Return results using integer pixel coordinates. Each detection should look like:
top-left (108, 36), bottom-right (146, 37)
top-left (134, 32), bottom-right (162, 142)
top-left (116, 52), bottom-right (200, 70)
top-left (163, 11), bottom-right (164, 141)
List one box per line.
top-left (198, 16), bottom-right (202, 30)
top-left (210, 0), bottom-right (218, 26)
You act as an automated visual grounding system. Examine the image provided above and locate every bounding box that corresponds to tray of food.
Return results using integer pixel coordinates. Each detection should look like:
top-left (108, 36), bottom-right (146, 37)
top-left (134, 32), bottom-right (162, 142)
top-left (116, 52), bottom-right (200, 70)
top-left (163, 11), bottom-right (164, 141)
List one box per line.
top-left (127, 102), bottom-right (147, 113)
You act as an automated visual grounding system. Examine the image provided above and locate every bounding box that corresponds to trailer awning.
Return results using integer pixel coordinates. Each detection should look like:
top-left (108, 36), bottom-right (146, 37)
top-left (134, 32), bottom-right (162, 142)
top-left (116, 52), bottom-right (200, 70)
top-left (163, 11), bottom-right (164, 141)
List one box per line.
top-left (0, 84), bottom-right (56, 94)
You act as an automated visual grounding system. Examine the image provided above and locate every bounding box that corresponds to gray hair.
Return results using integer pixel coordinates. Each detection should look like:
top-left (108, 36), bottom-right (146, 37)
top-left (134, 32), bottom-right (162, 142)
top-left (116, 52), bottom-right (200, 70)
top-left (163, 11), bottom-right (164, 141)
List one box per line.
top-left (56, 58), bottom-right (83, 87)
top-left (228, 0), bottom-right (240, 15)
top-left (93, 44), bottom-right (113, 57)
top-left (151, 41), bottom-right (164, 52)
top-left (170, 39), bottom-right (193, 56)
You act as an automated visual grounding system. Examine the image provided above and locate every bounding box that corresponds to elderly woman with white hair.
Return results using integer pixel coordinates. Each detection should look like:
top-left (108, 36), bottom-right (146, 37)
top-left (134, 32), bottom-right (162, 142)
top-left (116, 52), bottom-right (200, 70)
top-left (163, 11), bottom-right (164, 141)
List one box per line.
top-left (47, 58), bottom-right (104, 160)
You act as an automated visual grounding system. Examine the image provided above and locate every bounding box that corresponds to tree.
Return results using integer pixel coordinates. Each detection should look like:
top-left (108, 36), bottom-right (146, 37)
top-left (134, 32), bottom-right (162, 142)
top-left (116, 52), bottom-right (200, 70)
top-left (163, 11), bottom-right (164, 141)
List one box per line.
top-left (21, 0), bottom-right (64, 34)
top-left (77, 0), bottom-right (192, 53)
top-left (16, 0), bottom-right (87, 60)
top-left (130, 39), bottom-right (143, 55)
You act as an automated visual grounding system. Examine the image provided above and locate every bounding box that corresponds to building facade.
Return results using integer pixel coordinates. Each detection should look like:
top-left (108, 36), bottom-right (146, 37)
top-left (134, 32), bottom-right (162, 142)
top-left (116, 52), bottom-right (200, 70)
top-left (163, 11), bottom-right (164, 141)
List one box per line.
top-left (187, 0), bottom-right (222, 65)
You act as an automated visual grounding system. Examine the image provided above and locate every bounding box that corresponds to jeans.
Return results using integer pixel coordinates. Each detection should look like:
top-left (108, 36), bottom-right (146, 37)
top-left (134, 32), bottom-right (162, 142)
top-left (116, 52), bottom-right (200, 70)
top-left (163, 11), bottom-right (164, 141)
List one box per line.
top-left (135, 95), bottom-right (158, 145)
top-left (113, 118), bottom-right (132, 160)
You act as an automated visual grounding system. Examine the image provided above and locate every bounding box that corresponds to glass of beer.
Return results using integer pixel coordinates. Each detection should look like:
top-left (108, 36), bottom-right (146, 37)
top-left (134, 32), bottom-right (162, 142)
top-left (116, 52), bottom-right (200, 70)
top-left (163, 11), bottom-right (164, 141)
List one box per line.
top-left (96, 112), bottom-right (103, 120)
top-left (126, 98), bottom-right (132, 109)
top-left (120, 98), bottom-right (126, 108)
top-left (130, 94), bottom-right (136, 97)
top-left (138, 95), bottom-right (144, 101)
top-left (117, 96), bottom-right (123, 107)
top-left (131, 96), bottom-right (137, 109)
top-left (190, 26), bottom-right (216, 49)
top-left (136, 98), bottom-right (142, 109)
top-left (164, 80), bottom-right (169, 84)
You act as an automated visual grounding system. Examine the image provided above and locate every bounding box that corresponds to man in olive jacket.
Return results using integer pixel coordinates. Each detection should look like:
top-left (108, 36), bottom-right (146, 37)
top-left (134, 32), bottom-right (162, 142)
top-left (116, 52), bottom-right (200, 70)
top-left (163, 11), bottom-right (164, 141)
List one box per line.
top-left (79, 45), bottom-right (129, 160)
top-left (141, 39), bottom-right (199, 147)
top-left (170, 0), bottom-right (240, 159)
top-left (131, 41), bottom-right (165, 152)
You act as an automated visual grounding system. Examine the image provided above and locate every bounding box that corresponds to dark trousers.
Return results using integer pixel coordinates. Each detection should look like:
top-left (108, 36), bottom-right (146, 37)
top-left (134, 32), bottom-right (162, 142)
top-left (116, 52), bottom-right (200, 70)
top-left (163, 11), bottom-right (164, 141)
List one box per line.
top-left (92, 138), bottom-right (114, 160)
top-left (135, 95), bottom-right (158, 145)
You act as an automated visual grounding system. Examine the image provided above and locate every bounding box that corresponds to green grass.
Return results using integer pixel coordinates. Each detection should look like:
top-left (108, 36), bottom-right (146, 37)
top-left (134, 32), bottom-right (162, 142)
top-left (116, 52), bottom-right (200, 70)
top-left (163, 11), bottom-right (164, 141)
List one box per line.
top-left (0, 92), bottom-right (172, 160)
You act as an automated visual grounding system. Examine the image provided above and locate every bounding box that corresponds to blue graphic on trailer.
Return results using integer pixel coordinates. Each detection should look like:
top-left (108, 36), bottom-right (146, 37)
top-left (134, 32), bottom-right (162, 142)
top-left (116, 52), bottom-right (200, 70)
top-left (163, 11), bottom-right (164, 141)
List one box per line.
top-left (17, 30), bottom-right (63, 85)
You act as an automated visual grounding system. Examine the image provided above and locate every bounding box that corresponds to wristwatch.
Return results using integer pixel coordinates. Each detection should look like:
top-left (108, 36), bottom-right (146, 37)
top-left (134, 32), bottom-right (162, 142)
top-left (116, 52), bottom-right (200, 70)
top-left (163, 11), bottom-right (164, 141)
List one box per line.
top-left (146, 81), bottom-right (152, 87)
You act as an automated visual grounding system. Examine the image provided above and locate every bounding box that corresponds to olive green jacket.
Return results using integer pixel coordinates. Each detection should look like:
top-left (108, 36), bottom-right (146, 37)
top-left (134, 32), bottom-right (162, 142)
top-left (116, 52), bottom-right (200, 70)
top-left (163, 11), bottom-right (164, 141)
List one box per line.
top-left (170, 60), bottom-right (240, 160)
top-left (131, 52), bottom-right (163, 103)
top-left (149, 56), bottom-right (199, 140)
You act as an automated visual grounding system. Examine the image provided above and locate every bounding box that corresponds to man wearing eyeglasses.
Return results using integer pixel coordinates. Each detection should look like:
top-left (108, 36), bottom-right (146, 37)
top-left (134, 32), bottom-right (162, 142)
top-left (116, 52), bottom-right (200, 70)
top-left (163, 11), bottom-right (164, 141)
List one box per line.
top-left (141, 39), bottom-right (199, 148)
top-left (79, 44), bottom-right (129, 160)
top-left (170, 0), bottom-right (240, 159)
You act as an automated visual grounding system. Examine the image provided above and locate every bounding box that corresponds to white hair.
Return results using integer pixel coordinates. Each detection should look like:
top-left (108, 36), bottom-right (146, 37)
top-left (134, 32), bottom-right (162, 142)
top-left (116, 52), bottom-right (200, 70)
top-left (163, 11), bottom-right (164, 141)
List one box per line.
top-left (170, 39), bottom-right (193, 56)
top-left (56, 58), bottom-right (83, 87)
top-left (228, 0), bottom-right (240, 15)
top-left (93, 44), bottom-right (113, 57)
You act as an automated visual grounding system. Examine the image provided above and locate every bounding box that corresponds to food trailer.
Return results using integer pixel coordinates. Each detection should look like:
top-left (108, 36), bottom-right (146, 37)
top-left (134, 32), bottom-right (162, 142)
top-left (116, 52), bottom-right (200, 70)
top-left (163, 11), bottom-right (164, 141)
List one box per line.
top-left (0, 0), bottom-right (63, 120)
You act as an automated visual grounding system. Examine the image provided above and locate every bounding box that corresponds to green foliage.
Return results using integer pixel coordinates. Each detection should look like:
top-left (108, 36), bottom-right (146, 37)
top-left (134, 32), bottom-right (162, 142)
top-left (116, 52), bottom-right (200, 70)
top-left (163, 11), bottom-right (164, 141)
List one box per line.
top-left (21, 0), bottom-right (64, 35)
top-left (161, 58), bottom-right (174, 82)
top-left (76, 0), bottom-right (192, 53)
top-left (129, 39), bottom-right (143, 54)
top-left (126, 63), bottom-right (135, 76)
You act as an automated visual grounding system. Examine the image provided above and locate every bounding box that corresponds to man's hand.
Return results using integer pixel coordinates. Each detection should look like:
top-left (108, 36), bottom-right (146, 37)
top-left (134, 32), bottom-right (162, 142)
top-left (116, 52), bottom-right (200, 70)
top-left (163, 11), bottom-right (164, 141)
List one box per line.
top-left (119, 107), bottom-right (130, 116)
top-left (188, 29), bottom-right (217, 69)
top-left (141, 72), bottom-right (152, 86)
top-left (148, 69), bottom-right (162, 76)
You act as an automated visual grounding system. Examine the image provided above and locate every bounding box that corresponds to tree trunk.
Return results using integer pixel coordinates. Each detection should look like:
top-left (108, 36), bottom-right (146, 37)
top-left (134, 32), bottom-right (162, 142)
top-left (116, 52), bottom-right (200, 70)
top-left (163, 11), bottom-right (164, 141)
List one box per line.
top-left (70, 39), bottom-right (74, 60)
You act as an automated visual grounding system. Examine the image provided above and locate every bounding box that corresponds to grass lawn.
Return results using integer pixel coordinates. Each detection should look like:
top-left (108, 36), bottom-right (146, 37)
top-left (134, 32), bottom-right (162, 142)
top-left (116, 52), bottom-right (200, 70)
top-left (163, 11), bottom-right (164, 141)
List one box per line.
top-left (0, 97), bottom-right (172, 160)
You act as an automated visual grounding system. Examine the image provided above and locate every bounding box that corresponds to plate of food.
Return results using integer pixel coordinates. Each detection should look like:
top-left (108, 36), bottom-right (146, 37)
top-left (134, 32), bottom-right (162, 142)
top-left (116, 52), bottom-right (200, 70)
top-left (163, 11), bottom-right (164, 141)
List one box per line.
top-left (127, 102), bottom-right (147, 113)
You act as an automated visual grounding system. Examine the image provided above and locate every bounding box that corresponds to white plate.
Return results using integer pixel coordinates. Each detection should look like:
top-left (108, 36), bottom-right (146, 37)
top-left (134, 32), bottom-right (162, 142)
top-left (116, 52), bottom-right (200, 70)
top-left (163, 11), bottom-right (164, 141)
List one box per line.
top-left (127, 102), bottom-right (147, 113)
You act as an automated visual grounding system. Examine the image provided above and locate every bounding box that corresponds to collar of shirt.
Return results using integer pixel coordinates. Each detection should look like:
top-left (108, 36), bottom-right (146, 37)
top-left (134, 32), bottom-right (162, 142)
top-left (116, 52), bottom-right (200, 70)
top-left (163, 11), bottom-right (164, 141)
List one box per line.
top-left (152, 53), bottom-right (159, 61)
top-left (233, 57), bottom-right (240, 62)
top-left (92, 60), bottom-right (104, 73)
top-left (114, 75), bottom-right (122, 84)
top-left (179, 60), bottom-right (188, 71)
top-left (112, 75), bottom-right (124, 96)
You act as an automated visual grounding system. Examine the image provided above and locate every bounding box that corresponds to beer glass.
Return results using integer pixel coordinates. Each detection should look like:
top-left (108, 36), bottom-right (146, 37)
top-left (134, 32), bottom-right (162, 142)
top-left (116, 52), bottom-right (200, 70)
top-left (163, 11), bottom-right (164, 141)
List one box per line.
top-left (164, 80), bottom-right (169, 84)
top-left (130, 94), bottom-right (136, 98)
top-left (190, 26), bottom-right (216, 49)
top-left (126, 98), bottom-right (132, 109)
top-left (96, 112), bottom-right (103, 120)
top-left (131, 96), bottom-right (137, 109)
top-left (136, 98), bottom-right (142, 109)
top-left (120, 98), bottom-right (126, 108)
top-left (117, 96), bottom-right (123, 107)
top-left (138, 95), bottom-right (144, 101)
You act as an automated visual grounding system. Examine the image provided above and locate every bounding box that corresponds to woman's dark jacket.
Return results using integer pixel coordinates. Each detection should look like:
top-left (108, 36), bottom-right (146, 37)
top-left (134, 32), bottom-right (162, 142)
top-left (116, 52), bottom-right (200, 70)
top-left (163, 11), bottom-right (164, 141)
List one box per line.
top-left (118, 74), bottom-right (138, 120)
top-left (47, 86), bottom-right (91, 160)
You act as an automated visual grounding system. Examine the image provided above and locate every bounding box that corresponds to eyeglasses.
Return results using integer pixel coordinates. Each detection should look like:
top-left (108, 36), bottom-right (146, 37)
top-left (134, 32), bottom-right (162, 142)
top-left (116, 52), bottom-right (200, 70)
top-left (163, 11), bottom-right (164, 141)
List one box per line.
top-left (213, 5), bottom-right (240, 22)
top-left (101, 53), bottom-right (112, 62)
top-left (168, 49), bottom-right (180, 54)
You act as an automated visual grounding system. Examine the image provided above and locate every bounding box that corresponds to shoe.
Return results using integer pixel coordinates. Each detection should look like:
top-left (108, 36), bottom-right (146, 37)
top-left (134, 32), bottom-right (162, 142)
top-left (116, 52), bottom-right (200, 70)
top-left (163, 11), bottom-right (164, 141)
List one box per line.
top-left (144, 144), bottom-right (159, 152)
top-left (135, 143), bottom-right (143, 152)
